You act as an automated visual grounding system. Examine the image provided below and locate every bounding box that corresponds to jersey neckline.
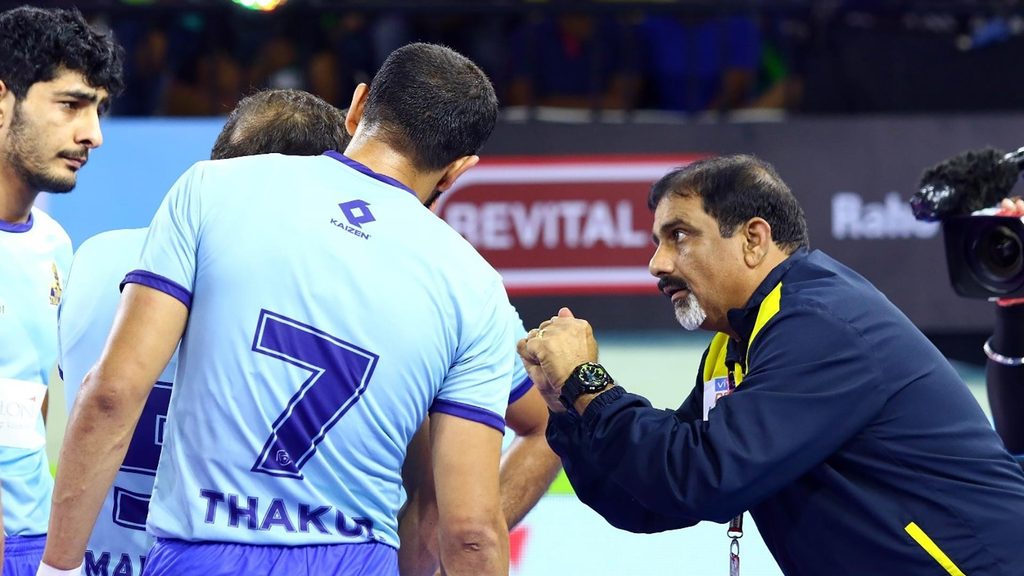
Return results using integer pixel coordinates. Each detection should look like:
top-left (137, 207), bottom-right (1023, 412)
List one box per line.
top-left (323, 151), bottom-right (418, 199)
top-left (0, 211), bottom-right (34, 233)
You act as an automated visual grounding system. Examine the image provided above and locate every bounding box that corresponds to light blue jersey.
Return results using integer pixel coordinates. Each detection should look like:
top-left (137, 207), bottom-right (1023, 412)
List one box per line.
top-left (0, 208), bottom-right (70, 539)
top-left (59, 228), bottom-right (178, 576)
top-left (61, 229), bottom-right (530, 575)
top-left (127, 152), bottom-right (515, 550)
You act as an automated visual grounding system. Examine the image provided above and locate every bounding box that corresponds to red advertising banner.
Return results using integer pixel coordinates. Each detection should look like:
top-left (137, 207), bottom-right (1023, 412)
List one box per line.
top-left (434, 155), bottom-right (706, 296)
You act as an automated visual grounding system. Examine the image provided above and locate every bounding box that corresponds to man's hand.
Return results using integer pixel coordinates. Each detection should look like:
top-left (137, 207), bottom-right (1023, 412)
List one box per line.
top-left (997, 197), bottom-right (1024, 214)
top-left (517, 307), bottom-right (599, 412)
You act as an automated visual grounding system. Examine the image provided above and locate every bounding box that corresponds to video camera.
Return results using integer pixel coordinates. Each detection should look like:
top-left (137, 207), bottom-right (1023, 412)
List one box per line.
top-left (912, 147), bottom-right (1024, 298)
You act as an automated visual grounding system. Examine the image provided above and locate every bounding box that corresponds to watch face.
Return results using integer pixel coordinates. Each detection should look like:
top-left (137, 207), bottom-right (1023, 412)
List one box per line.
top-left (560, 362), bottom-right (612, 412)
top-left (577, 362), bottom-right (610, 392)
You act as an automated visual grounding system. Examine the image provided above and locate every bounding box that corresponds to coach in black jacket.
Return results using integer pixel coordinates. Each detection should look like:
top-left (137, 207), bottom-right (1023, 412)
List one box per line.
top-left (519, 154), bottom-right (1024, 575)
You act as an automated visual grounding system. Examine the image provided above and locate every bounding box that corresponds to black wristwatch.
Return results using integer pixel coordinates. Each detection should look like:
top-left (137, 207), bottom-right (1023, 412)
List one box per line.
top-left (559, 362), bottom-right (614, 414)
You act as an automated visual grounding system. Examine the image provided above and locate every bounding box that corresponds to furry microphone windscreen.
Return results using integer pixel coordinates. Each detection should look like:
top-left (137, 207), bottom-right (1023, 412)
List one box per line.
top-left (913, 148), bottom-right (1021, 221)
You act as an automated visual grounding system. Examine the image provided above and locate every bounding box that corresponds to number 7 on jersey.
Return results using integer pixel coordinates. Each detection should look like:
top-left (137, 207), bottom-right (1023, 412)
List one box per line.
top-left (251, 309), bottom-right (379, 479)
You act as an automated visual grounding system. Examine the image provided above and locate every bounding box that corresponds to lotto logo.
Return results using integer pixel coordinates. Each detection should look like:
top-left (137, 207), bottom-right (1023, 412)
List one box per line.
top-left (331, 200), bottom-right (375, 240)
top-left (339, 200), bottom-right (375, 228)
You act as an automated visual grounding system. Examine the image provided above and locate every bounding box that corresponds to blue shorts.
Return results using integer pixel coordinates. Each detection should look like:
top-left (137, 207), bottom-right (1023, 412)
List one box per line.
top-left (142, 538), bottom-right (397, 576)
top-left (3, 535), bottom-right (45, 576)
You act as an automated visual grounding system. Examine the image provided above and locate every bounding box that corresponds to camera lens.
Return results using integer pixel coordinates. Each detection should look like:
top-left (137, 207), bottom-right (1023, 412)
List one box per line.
top-left (974, 225), bottom-right (1024, 281)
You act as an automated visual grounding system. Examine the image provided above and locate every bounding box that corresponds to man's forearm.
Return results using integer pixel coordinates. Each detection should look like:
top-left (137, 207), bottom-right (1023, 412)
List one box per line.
top-left (42, 373), bottom-right (146, 569)
top-left (499, 434), bottom-right (561, 528)
top-left (432, 413), bottom-right (508, 576)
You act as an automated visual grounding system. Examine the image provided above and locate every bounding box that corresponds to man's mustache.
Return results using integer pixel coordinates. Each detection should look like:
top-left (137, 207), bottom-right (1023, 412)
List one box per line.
top-left (657, 276), bottom-right (688, 293)
top-left (60, 149), bottom-right (89, 161)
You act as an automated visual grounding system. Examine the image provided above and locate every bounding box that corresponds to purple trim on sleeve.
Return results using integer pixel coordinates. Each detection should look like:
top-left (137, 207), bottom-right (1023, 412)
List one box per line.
top-left (121, 269), bottom-right (192, 308)
top-left (58, 365), bottom-right (63, 380)
top-left (0, 212), bottom-right (33, 233)
top-left (430, 399), bottom-right (506, 432)
top-left (508, 377), bottom-right (534, 404)
top-left (323, 151), bottom-right (417, 198)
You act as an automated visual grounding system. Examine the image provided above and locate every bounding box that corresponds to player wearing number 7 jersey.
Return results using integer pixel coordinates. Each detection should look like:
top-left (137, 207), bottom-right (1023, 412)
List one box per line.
top-left (57, 89), bottom-right (349, 576)
top-left (42, 43), bottom-right (511, 576)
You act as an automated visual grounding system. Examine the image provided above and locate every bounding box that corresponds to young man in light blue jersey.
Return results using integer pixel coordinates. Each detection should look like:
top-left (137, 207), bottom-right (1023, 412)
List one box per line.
top-left (0, 7), bottom-right (122, 576)
top-left (44, 43), bottom-right (512, 576)
top-left (57, 89), bottom-right (348, 576)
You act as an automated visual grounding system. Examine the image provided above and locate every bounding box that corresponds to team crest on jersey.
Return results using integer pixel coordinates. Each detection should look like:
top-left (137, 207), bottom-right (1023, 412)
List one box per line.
top-left (49, 261), bottom-right (63, 306)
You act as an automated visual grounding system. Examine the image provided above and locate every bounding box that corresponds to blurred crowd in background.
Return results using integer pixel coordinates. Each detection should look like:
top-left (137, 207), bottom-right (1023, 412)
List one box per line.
top-left (32, 0), bottom-right (1024, 118)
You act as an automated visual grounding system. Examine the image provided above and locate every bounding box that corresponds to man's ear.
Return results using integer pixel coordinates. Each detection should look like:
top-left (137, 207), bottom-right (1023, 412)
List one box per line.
top-left (435, 155), bottom-right (480, 192)
top-left (743, 217), bottom-right (773, 267)
top-left (0, 80), bottom-right (11, 128)
top-left (345, 83), bottom-right (369, 138)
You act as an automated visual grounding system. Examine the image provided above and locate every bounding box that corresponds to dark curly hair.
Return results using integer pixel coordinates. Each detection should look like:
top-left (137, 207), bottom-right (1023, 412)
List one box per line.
top-left (0, 6), bottom-right (124, 100)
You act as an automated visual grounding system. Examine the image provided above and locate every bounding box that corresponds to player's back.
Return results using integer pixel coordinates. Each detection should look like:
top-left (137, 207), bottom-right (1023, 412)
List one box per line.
top-left (60, 228), bottom-right (178, 575)
top-left (0, 208), bottom-right (70, 539)
top-left (135, 153), bottom-right (513, 550)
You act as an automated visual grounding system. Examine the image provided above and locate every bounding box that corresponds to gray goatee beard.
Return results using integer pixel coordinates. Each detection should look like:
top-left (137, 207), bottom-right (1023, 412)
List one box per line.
top-left (673, 292), bottom-right (707, 331)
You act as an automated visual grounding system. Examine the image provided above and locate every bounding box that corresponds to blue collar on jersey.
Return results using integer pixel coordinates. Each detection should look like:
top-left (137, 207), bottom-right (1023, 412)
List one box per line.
top-left (323, 150), bottom-right (418, 198)
top-left (0, 211), bottom-right (34, 233)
